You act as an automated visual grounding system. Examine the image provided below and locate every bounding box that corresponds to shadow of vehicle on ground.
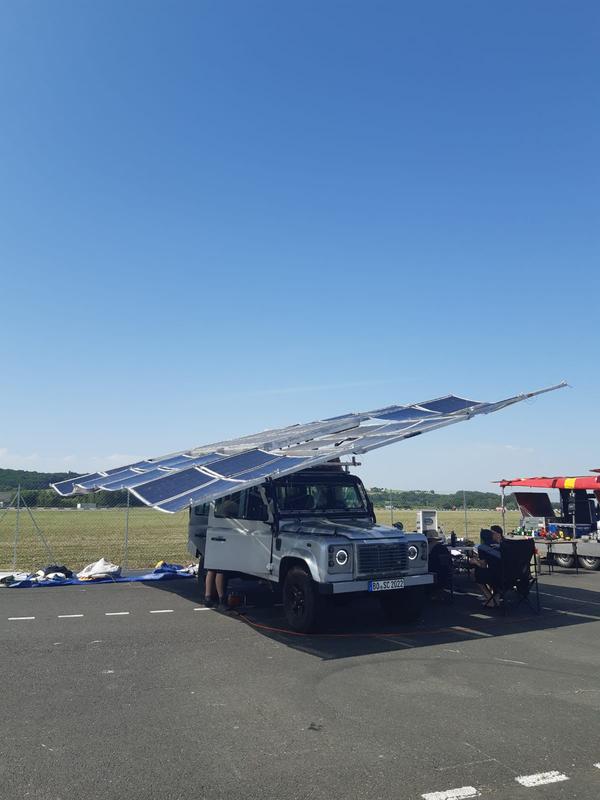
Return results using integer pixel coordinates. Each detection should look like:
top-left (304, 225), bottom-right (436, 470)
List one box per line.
top-left (143, 571), bottom-right (600, 660)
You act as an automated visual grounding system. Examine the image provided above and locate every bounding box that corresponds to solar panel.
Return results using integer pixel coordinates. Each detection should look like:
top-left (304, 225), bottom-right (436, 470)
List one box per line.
top-left (225, 455), bottom-right (308, 481)
top-left (373, 407), bottom-right (438, 422)
top-left (200, 449), bottom-right (279, 478)
top-left (419, 395), bottom-right (481, 414)
top-left (97, 468), bottom-right (168, 491)
top-left (132, 468), bottom-right (215, 506)
top-left (51, 382), bottom-right (567, 512)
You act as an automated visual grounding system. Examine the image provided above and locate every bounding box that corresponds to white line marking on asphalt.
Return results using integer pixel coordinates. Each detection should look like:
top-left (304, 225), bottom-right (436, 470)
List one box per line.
top-left (193, 607), bottom-right (210, 611)
top-left (451, 626), bottom-right (492, 638)
top-left (494, 658), bottom-right (528, 666)
top-left (470, 613), bottom-right (493, 620)
top-left (539, 591), bottom-right (600, 608)
top-left (8, 616), bottom-right (35, 620)
top-left (515, 771), bottom-right (569, 787)
top-left (149, 609), bottom-right (174, 614)
top-left (555, 609), bottom-right (600, 621)
top-left (105, 612), bottom-right (130, 616)
top-left (377, 635), bottom-right (414, 648)
top-left (594, 763), bottom-right (600, 769)
top-left (58, 614), bottom-right (84, 618)
top-left (422, 786), bottom-right (480, 799)
top-left (101, 670), bottom-right (115, 674)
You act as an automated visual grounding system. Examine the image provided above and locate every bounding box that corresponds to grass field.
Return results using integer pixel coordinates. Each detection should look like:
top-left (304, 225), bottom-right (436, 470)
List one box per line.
top-left (0, 506), bottom-right (521, 572)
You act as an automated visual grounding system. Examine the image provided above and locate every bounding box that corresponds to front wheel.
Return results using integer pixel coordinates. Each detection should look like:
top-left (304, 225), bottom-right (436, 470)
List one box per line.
top-left (282, 567), bottom-right (320, 633)
top-left (578, 556), bottom-right (600, 571)
top-left (379, 586), bottom-right (426, 624)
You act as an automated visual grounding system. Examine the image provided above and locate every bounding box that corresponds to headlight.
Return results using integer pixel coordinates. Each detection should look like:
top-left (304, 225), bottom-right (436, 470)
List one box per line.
top-left (408, 544), bottom-right (419, 560)
top-left (335, 548), bottom-right (349, 566)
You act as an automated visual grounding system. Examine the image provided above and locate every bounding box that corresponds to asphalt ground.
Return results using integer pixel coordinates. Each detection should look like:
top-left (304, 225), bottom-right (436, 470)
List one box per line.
top-left (2, 569), bottom-right (600, 800)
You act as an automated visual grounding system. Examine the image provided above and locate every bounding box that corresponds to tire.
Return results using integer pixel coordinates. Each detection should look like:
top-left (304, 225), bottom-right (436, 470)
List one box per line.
top-left (553, 554), bottom-right (575, 569)
top-left (379, 586), bottom-right (426, 624)
top-left (578, 556), bottom-right (600, 571)
top-left (282, 566), bottom-right (320, 633)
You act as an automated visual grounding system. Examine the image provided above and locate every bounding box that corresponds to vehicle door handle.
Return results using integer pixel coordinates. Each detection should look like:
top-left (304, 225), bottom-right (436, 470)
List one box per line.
top-left (210, 536), bottom-right (227, 542)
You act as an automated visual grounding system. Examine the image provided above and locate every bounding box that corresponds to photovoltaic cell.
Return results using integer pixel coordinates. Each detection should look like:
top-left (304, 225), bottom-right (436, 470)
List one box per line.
top-left (52, 474), bottom-right (100, 496)
top-left (229, 455), bottom-right (308, 481)
top-left (156, 479), bottom-right (241, 513)
top-left (133, 468), bottom-right (215, 506)
top-left (150, 453), bottom-right (225, 470)
top-left (202, 449), bottom-right (279, 478)
top-left (420, 396), bottom-right (479, 414)
top-left (105, 461), bottom-right (150, 475)
top-left (373, 407), bottom-right (438, 422)
top-left (98, 468), bottom-right (168, 490)
top-left (75, 469), bottom-right (141, 490)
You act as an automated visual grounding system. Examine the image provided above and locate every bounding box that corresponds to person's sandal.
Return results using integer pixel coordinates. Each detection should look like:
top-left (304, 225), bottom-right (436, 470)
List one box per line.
top-left (203, 595), bottom-right (217, 608)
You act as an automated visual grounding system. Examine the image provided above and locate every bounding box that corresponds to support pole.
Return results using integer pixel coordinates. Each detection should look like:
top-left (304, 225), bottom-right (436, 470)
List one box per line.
top-left (463, 489), bottom-right (468, 540)
top-left (501, 485), bottom-right (506, 535)
top-left (12, 485), bottom-right (21, 571)
top-left (123, 491), bottom-right (130, 572)
top-left (20, 493), bottom-right (55, 563)
top-left (389, 488), bottom-right (394, 526)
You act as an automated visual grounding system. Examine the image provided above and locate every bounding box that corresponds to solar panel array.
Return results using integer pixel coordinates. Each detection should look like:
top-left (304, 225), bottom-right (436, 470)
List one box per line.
top-left (51, 382), bottom-right (566, 513)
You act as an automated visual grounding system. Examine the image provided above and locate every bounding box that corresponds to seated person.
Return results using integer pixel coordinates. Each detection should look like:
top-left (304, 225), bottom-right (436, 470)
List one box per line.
top-left (469, 527), bottom-right (504, 606)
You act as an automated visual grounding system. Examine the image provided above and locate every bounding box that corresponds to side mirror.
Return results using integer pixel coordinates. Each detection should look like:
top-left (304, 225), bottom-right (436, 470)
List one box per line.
top-left (393, 521), bottom-right (404, 531)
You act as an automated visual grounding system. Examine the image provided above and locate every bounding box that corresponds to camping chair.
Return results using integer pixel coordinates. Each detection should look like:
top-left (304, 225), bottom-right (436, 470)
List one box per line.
top-left (486, 539), bottom-right (540, 614)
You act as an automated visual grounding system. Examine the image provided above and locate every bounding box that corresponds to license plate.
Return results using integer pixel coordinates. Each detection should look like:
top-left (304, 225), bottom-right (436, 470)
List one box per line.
top-left (368, 578), bottom-right (405, 592)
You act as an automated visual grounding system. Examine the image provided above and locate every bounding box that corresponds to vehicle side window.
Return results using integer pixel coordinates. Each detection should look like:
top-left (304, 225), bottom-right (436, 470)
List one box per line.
top-left (243, 487), bottom-right (268, 522)
top-left (194, 503), bottom-right (210, 516)
top-left (214, 492), bottom-right (242, 518)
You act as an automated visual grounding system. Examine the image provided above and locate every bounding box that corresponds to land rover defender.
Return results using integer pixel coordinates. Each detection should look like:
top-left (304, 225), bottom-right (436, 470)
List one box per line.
top-left (189, 463), bottom-right (434, 632)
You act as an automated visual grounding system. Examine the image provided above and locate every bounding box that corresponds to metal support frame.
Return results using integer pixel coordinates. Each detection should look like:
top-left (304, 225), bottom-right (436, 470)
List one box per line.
top-left (3, 486), bottom-right (55, 570)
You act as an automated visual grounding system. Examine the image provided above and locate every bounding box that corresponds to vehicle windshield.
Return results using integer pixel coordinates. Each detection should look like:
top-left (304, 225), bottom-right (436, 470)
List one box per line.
top-left (274, 474), bottom-right (369, 516)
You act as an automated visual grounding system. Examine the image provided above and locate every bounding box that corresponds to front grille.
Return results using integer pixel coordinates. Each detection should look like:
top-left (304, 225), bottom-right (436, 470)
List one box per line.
top-left (357, 542), bottom-right (408, 576)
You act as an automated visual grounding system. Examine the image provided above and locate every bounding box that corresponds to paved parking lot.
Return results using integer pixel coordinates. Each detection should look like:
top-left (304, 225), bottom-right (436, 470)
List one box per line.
top-left (2, 569), bottom-right (600, 800)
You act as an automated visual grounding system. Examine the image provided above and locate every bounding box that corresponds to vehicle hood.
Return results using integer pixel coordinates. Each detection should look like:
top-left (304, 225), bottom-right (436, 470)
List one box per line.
top-left (278, 517), bottom-right (410, 540)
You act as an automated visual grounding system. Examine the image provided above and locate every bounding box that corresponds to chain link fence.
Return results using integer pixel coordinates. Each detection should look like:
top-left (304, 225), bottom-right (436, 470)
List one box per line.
top-left (0, 487), bottom-right (522, 574)
top-left (0, 489), bottom-right (190, 573)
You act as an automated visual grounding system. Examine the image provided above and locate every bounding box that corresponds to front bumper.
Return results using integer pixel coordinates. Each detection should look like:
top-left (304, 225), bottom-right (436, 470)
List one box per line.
top-left (317, 573), bottom-right (434, 595)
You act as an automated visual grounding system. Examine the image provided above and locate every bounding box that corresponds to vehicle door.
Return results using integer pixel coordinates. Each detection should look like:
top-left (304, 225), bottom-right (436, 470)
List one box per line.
top-left (188, 503), bottom-right (210, 559)
top-left (204, 487), bottom-right (273, 579)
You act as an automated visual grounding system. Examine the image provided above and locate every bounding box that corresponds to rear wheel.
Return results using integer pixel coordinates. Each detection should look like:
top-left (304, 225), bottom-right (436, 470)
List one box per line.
top-left (282, 566), bottom-right (320, 633)
top-left (379, 586), bottom-right (426, 624)
top-left (578, 556), bottom-right (600, 571)
top-left (553, 554), bottom-right (575, 569)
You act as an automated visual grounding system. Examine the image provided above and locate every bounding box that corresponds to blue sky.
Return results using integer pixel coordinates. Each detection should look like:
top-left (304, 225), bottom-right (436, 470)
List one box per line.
top-left (1, 1), bottom-right (598, 491)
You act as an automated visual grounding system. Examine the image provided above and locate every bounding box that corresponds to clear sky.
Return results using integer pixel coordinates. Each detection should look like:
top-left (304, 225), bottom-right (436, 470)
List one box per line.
top-left (1, 1), bottom-right (598, 491)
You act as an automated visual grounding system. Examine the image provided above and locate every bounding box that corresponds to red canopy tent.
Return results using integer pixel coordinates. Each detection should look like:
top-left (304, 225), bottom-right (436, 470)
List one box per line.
top-left (499, 474), bottom-right (600, 491)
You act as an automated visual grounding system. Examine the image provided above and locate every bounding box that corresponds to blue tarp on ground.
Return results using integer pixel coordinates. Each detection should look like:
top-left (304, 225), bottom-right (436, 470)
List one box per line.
top-left (6, 570), bottom-right (195, 588)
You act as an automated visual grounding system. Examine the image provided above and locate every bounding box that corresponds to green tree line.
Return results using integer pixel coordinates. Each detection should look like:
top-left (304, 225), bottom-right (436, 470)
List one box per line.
top-left (368, 488), bottom-right (517, 510)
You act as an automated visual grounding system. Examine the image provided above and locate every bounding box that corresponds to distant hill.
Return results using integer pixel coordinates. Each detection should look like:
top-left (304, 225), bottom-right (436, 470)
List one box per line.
top-left (0, 468), bottom-right (80, 492)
